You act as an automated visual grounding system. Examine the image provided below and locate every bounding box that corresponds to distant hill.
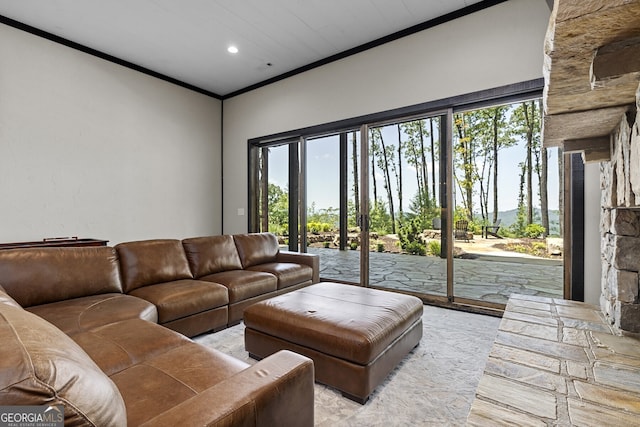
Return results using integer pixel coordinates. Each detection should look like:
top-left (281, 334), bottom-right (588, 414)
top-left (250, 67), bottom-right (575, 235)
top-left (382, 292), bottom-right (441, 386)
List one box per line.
top-left (482, 208), bottom-right (560, 236)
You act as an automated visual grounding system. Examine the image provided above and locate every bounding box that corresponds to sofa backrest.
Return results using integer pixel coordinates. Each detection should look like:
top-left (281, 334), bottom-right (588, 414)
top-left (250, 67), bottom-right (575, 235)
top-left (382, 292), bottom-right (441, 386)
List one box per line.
top-left (0, 302), bottom-right (127, 426)
top-left (0, 285), bottom-right (20, 308)
top-left (182, 235), bottom-right (243, 278)
top-left (116, 239), bottom-right (193, 293)
top-left (0, 247), bottom-right (123, 308)
top-left (233, 233), bottom-right (280, 268)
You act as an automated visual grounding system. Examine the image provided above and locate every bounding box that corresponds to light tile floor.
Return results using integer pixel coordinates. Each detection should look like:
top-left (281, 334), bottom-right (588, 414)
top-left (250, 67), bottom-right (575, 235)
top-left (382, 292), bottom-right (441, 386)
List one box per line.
top-left (195, 304), bottom-right (501, 426)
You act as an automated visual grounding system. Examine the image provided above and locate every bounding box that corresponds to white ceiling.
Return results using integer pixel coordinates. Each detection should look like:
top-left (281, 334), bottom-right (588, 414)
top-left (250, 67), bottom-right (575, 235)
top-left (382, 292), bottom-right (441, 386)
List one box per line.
top-left (0, 0), bottom-right (485, 97)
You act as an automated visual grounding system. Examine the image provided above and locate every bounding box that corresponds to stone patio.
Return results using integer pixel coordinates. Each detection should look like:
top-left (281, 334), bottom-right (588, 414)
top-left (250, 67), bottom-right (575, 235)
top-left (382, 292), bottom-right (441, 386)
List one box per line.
top-left (307, 247), bottom-right (563, 304)
top-left (467, 293), bottom-right (640, 425)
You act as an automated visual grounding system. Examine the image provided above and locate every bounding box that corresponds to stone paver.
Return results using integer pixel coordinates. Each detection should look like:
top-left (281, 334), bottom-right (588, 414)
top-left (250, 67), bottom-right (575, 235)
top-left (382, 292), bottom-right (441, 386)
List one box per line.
top-left (307, 247), bottom-right (563, 304)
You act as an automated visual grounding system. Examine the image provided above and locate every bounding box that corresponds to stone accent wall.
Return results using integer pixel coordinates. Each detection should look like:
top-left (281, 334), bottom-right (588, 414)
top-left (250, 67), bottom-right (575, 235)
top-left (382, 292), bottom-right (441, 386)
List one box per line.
top-left (599, 83), bottom-right (640, 333)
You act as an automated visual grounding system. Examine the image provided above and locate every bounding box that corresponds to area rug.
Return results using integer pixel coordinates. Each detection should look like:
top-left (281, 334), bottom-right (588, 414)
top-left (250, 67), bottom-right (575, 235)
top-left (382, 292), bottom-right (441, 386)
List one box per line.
top-left (194, 305), bottom-right (500, 426)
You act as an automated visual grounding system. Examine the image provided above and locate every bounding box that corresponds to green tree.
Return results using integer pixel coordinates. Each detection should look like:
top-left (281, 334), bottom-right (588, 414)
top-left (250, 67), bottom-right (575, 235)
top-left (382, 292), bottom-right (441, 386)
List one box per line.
top-left (483, 106), bottom-right (513, 224)
top-left (511, 101), bottom-right (544, 233)
top-left (370, 128), bottom-right (396, 233)
top-left (351, 131), bottom-right (359, 225)
top-left (369, 199), bottom-right (393, 234)
top-left (407, 187), bottom-right (438, 231)
top-left (402, 120), bottom-right (433, 212)
top-left (267, 183), bottom-right (289, 234)
top-left (453, 113), bottom-right (481, 222)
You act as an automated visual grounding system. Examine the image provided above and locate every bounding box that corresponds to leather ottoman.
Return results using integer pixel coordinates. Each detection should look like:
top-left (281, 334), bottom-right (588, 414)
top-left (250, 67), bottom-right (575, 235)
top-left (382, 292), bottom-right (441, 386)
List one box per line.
top-left (243, 282), bottom-right (423, 403)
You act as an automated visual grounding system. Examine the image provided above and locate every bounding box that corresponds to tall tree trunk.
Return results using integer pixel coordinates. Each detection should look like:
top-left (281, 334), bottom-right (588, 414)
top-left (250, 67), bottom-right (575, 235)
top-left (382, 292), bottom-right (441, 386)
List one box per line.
top-left (454, 115), bottom-right (473, 220)
top-left (411, 146), bottom-right (423, 199)
top-left (536, 100), bottom-right (549, 237)
top-left (558, 147), bottom-right (564, 237)
top-left (540, 146), bottom-right (549, 236)
top-left (351, 131), bottom-right (359, 221)
top-left (479, 178), bottom-right (487, 223)
top-left (524, 102), bottom-right (534, 225)
top-left (517, 162), bottom-right (527, 233)
top-left (429, 118), bottom-right (437, 202)
top-left (371, 148), bottom-right (378, 208)
top-left (464, 130), bottom-right (474, 221)
top-left (377, 130), bottom-right (396, 234)
top-left (492, 111), bottom-right (499, 224)
top-left (396, 125), bottom-right (403, 220)
top-left (419, 121), bottom-right (430, 210)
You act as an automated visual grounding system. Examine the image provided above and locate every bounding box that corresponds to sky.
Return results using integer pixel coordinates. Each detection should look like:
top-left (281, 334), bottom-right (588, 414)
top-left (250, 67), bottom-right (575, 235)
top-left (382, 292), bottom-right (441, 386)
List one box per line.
top-left (267, 113), bottom-right (560, 217)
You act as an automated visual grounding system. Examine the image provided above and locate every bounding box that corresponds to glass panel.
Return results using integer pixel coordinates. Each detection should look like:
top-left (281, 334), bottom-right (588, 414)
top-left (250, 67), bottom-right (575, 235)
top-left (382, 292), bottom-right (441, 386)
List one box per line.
top-left (259, 144), bottom-right (291, 249)
top-left (366, 116), bottom-right (447, 296)
top-left (305, 132), bottom-right (361, 283)
top-left (452, 100), bottom-right (564, 304)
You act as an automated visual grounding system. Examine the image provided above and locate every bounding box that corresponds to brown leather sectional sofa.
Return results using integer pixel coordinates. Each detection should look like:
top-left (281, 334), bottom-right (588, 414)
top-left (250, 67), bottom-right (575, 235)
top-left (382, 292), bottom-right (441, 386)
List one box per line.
top-left (0, 232), bottom-right (318, 426)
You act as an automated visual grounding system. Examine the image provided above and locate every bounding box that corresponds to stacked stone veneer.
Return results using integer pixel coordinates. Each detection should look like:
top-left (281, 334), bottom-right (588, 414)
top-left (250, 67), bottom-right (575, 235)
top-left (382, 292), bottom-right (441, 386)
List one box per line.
top-left (600, 83), bottom-right (640, 333)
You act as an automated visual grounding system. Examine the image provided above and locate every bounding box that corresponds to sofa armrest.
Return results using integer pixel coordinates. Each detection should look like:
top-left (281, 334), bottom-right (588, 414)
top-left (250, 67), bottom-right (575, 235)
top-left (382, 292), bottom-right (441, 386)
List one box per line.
top-left (276, 251), bottom-right (320, 283)
top-left (139, 350), bottom-right (314, 427)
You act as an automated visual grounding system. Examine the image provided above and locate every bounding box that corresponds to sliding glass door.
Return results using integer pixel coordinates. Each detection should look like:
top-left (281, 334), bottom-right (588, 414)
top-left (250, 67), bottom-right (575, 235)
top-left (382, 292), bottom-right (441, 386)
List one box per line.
top-left (248, 91), bottom-right (565, 312)
top-left (364, 114), bottom-right (448, 301)
top-left (304, 132), bottom-right (361, 283)
top-left (451, 100), bottom-right (563, 306)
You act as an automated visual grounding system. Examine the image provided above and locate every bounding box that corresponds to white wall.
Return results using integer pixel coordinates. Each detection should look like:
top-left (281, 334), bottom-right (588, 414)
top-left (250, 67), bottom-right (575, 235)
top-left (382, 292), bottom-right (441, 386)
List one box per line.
top-left (0, 24), bottom-right (222, 245)
top-left (222, 0), bottom-right (551, 233)
top-left (583, 162), bottom-right (602, 305)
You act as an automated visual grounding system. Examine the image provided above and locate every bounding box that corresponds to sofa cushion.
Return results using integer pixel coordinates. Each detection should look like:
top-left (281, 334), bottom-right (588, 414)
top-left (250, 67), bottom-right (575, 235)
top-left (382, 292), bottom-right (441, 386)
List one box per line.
top-left (116, 239), bottom-right (193, 292)
top-left (233, 233), bottom-right (280, 268)
top-left (72, 318), bottom-right (193, 376)
top-left (110, 342), bottom-right (249, 426)
top-left (0, 303), bottom-right (127, 426)
top-left (200, 270), bottom-right (277, 303)
top-left (0, 284), bottom-right (20, 308)
top-left (128, 279), bottom-right (229, 324)
top-left (0, 247), bottom-right (122, 307)
top-left (26, 293), bottom-right (158, 336)
top-left (247, 262), bottom-right (314, 289)
top-left (75, 319), bottom-right (249, 426)
top-left (182, 235), bottom-right (243, 277)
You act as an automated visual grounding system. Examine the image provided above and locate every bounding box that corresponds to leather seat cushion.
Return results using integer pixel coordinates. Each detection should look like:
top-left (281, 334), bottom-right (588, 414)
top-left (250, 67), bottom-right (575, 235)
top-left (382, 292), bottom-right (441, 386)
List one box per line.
top-left (26, 293), bottom-right (158, 336)
top-left (73, 318), bottom-right (190, 375)
top-left (199, 270), bottom-right (277, 303)
top-left (247, 262), bottom-right (313, 289)
top-left (244, 282), bottom-right (423, 365)
top-left (73, 319), bottom-right (248, 381)
top-left (0, 303), bottom-right (127, 426)
top-left (107, 327), bottom-right (249, 426)
top-left (129, 280), bottom-right (228, 323)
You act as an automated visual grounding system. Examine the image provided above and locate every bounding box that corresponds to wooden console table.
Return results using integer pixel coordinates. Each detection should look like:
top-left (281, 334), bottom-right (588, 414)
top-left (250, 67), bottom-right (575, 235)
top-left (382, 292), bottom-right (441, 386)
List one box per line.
top-left (0, 237), bottom-right (108, 250)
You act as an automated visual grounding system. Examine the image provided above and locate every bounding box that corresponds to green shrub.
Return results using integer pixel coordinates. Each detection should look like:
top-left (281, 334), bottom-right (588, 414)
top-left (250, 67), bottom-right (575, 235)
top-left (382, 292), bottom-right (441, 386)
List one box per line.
top-left (532, 242), bottom-right (546, 251)
top-left (307, 221), bottom-right (332, 234)
top-left (323, 241), bottom-right (330, 248)
top-left (405, 241), bottom-right (426, 256)
top-left (350, 242), bottom-right (358, 250)
top-left (512, 244), bottom-right (528, 254)
top-left (524, 223), bottom-right (546, 239)
top-left (376, 242), bottom-right (385, 252)
top-left (428, 240), bottom-right (441, 257)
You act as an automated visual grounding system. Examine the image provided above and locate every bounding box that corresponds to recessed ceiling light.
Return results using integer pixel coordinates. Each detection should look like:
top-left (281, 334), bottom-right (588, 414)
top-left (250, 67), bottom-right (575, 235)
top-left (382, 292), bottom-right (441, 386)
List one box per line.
top-left (227, 46), bottom-right (238, 54)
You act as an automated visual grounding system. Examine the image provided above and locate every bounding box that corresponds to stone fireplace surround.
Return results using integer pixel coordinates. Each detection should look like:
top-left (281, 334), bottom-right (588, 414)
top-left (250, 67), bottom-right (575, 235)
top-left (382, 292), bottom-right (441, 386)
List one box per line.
top-left (599, 85), bottom-right (640, 333)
